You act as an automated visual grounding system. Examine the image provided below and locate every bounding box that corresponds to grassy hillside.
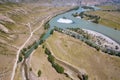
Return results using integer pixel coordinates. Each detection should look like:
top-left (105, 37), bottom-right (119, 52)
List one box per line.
top-left (46, 31), bottom-right (120, 80)
top-left (29, 46), bottom-right (70, 80)
top-left (0, 3), bottom-right (71, 80)
top-left (85, 5), bottom-right (120, 30)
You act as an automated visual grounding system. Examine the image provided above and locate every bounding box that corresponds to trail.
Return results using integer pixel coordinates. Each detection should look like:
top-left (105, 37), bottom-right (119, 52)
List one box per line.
top-left (10, 7), bottom-right (71, 80)
top-left (10, 20), bottom-right (45, 80)
top-left (46, 42), bottom-right (85, 80)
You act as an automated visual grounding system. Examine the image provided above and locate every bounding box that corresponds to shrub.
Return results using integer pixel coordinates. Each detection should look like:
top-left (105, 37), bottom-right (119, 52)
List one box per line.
top-left (21, 50), bottom-right (25, 56)
top-left (39, 40), bottom-right (44, 45)
top-left (18, 55), bottom-right (23, 62)
top-left (116, 52), bottom-right (120, 57)
top-left (45, 48), bottom-right (51, 55)
top-left (44, 21), bottom-right (50, 30)
top-left (82, 74), bottom-right (88, 80)
top-left (29, 67), bottom-right (32, 71)
top-left (28, 45), bottom-right (31, 49)
top-left (38, 70), bottom-right (41, 77)
top-left (50, 29), bottom-right (54, 35)
top-left (34, 45), bottom-right (38, 49)
top-left (40, 33), bottom-right (45, 39)
top-left (45, 48), bottom-right (64, 74)
top-left (42, 45), bottom-right (45, 49)
top-left (23, 48), bottom-right (27, 51)
top-left (52, 63), bottom-right (64, 74)
top-left (48, 55), bottom-right (54, 64)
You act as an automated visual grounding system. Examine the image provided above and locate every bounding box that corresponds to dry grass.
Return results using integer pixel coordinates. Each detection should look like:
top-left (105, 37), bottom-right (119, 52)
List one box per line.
top-left (46, 31), bottom-right (120, 80)
top-left (30, 46), bottom-right (70, 80)
top-left (0, 3), bottom-right (71, 80)
top-left (86, 6), bottom-right (120, 30)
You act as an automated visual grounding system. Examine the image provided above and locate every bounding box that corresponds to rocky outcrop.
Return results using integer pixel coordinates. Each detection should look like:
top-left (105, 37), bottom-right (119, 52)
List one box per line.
top-left (0, 24), bottom-right (9, 33)
top-left (0, 14), bottom-right (15, 23)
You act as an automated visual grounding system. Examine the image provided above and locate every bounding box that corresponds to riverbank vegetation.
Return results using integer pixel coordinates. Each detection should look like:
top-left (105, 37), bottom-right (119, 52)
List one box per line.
top-left (85, 5), bottom-right (120, 30)
top-left (46, 31), bottom-right (120, 80)
top-left (54, 27), bottom-right (120, 57)
top-left (44, 21), bottom-right (50, 30)
top-left (45, 48), bottom-right (64, 74)
top-left (82, 6), bottom-right (95, 10)
top-left (72, 12), bottom-right (101, 24)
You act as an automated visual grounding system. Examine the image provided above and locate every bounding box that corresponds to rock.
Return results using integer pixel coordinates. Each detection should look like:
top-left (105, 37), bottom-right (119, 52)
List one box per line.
top-left (0, 24), bottom-right (9, 33)
top-left (0, 14), bottom-right (15, 24)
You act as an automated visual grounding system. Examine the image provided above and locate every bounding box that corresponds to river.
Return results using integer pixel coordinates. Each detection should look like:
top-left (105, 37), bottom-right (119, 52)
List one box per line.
top-left (25, 6), bottom-right (120, 58)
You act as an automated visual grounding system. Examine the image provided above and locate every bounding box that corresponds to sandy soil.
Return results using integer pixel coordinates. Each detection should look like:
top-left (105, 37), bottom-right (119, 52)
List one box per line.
top-left (83, 29), bottom-right (120, 51)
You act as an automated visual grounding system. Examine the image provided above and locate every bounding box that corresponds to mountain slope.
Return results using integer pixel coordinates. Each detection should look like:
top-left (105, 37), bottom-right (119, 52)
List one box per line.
top-left (1, 0), bottom-right (120, 5)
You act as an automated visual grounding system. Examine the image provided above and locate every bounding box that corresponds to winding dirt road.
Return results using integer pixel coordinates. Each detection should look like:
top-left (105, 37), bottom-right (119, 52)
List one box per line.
top-left (10, 19), bottom-right (45, 80)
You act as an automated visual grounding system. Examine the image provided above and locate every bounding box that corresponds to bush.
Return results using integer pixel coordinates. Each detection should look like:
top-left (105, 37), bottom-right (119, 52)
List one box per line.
top-left (45, 48), bottom-right (51, 55)
top-left (116, 52), bottom-right (120, 57)
top-left (45, 48), bottom-right (64, 74)
top-left (28, 45), bottom-right (31, 49)
top-left (38, 70), bottom-right (41, 77)
top-left (42, 45), bottom-right (45, 49)
top-left (29, 67), bottom-right (32, 71)
top-left (39, 40), bottom-right (44, 45)
top-left (40, 33), bottom-right (45, 39)
top-left (23, 48), bottom-right (27, 52)
top-left (48, 55), bottom-right (54, 64)
top-left (21, 50), bottom-right (25, 56)
top-left (50, 29), bottom-right (54, 35)
top-left (96, 46), bottom-right (100, 51)
top-left (82, 74), bottom-right (88, 80)
top-left (44, 21), bottom-right (50, 30)
top-left (34, 45), bottom-right (38, 49)
top-left (52, 63), bottom-right (64, 74)
top-left (18, 55), bottom-right (23, 62)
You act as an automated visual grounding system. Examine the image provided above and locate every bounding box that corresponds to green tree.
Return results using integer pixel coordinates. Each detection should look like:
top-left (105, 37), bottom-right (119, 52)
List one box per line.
top-left (50, 29), bottom-right (54, 34)
top-left (34, 45), bottom-right (38, 49)
top-left (53, 63), bottom-right (64, 74)
top-left (48, 55), bottom-right (54, 64)
top-left (18, 55), bottom-right (22, 62)
top-left (45, 48), bottom-right (51, 55)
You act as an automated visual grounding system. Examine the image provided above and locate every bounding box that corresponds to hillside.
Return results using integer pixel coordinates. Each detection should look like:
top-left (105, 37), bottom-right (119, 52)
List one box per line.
top-left (46, 31), bottom-right (120, 80)
top-left (0, 1), bottom-right (120, 80)
top-left (0, 3), bottom-right (71, 80)
top-left (1, 0), bottom-right (120, 5)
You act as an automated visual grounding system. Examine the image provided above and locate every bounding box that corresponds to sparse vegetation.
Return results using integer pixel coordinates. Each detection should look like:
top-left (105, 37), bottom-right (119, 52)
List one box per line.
top-left (40, 32), bottom-right (46, 39)
top-left (82, 6), bottom-right (95, 10)
top-left (83, 74), bottom-right (88, 80)
top-left (46, 31), bottom-right (120, 80)
top-left (29, 67), bottom-right (32, 71)
top-left (50, 29), bottom-right (54, 34)
top-left (37, 70), bottom-right (41, 77)
top-left (45, 48), bottom-right (64, 74)
top-left (44, 21), bottom-right (50, 30)
top-left (72, 12), bottom-right (101, 24)
top-left (85, 5), bottom-right (120, 30)
top-left (18, 55), bottom-right (23, 62)
top-left (52, 63), bottom-right (64, 74)
top-left (0, 2), bottom-right (72, 80)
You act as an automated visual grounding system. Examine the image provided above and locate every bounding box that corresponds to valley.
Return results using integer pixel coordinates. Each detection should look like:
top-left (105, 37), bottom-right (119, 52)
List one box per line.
top-left (0, 1), bottom-right (120, 80)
